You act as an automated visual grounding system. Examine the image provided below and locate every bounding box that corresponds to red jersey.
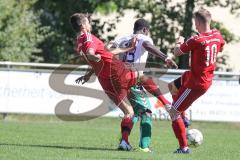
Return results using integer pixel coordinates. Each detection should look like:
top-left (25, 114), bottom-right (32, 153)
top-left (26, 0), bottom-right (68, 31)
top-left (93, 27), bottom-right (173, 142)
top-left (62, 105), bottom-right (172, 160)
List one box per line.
top-left (179, 29), bottom-right (225, 90)
top-left (76, 32), bottom-right (113, 78)
top-left (76, 32), bottom-right (137, 105)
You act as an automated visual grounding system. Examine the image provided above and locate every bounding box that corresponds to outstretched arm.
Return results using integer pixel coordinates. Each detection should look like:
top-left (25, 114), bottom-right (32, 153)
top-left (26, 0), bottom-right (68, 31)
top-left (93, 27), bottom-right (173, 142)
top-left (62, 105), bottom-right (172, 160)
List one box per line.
top-left (142, 41), bottom-right (178, 68)
top-left (107, 36), bottom-right (137, 55)
top-left (142, 41), bottom-right (167, 60)
top-left (109, 47), bottom-right (134, 55)
top-left (75, 68), bottom-right (94, 84)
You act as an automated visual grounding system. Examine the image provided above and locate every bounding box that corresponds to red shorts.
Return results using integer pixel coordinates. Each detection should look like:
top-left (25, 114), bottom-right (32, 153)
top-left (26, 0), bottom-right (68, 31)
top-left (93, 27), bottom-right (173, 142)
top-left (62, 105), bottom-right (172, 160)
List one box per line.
top-left (172, 86), bottom-right (206, 112)
top-left (98, 60), bottom-right (137, 105)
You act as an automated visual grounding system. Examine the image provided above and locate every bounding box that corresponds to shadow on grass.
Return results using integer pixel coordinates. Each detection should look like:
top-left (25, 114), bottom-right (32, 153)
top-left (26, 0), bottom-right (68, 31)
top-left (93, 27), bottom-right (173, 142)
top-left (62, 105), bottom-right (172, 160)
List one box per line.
top-left (0, 143), bottom-right (118, 152)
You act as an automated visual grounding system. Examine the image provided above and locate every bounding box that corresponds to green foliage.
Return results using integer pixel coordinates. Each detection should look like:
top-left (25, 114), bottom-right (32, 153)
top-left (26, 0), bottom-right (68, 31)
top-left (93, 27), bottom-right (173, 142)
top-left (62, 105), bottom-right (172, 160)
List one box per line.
top-left (199, 0), bottom-right (240, 14)
top-left (33, 0), bottom-right (120, 64)
top-left (0, 0), bottom-right (50, 62)
top-left (114, 0), bottom-right (239, 69)
top-left (96, 1), bottom-right (118, 15)
top-left (211, 21), bottom-right (236, 43)
top-left (0, 0), bottom-right (239, 67)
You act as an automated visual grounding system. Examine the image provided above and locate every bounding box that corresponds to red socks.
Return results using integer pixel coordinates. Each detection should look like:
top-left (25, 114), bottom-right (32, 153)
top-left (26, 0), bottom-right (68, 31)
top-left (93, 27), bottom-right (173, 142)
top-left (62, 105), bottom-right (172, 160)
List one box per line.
top-left (121, 117), bottom-right (133, 143)
top-left (172, 117), bottom-right (188, 149)
top-left (141, 78), bottom-right (170, 105)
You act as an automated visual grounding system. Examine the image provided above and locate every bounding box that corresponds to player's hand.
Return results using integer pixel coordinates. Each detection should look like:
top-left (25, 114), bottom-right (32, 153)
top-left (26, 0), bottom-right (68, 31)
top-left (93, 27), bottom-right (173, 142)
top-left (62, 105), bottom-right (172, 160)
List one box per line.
top-left (75, 75), bottom-right (90, 85)
top-left (129, 36), bottom-right (138, 49)
top-left (165, 58), bottom-right (178, 69)
top-left (176, 36), bottom-right (185, 45)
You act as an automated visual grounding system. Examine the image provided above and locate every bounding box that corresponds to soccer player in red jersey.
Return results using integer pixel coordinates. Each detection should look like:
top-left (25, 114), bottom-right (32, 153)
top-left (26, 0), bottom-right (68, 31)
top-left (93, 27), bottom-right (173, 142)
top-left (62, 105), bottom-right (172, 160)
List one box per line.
top-left (70, 13), bottom-right (138, 118)
top-left (167, 8), bottom-right (225, 153)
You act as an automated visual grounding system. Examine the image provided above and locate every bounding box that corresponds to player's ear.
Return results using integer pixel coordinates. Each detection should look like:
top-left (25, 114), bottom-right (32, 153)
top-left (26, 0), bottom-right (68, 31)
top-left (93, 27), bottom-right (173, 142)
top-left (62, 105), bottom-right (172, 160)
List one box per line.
top-left (143, 27), bottom-right (149, 35)
top-left (143, 27), bottom-right (147, 34)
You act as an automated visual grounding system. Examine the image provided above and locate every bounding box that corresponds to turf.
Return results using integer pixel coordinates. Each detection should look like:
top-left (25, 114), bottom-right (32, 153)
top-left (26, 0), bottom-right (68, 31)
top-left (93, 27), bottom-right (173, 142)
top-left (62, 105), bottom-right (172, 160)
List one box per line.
top-left (0, 115), bottom-right (240, 160)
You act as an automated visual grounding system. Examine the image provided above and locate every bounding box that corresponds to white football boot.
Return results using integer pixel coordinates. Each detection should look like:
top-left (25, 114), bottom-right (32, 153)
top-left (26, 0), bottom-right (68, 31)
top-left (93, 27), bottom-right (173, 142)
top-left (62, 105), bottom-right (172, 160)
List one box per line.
top-left (118, 140), bottom-right (132, 151)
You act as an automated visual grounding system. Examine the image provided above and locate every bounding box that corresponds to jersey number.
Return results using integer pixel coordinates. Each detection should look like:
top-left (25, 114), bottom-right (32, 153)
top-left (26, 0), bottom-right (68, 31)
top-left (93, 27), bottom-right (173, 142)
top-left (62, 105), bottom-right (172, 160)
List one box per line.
top-left (122, 40), bottom-right (135, 63)
top-left (205, 44), bottom-right (217, 66)
top-left (126, 52), bottom-right (135, 63)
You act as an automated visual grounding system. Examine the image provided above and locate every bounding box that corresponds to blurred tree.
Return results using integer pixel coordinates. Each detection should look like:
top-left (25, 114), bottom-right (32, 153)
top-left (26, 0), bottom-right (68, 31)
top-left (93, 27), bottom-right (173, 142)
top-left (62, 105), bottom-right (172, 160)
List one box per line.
top-left (33, 0), bottom-right (123, 64)
top-left (179, 0), bottom-right (195, 69)
top-left (0, 0), bottom-right (50, 62)
top-left (3, 0), bottom-right (237, 67)
top-left (115, 0), bottom-right (239, 70)
top-left (179, 0), bottom-right (240, 69)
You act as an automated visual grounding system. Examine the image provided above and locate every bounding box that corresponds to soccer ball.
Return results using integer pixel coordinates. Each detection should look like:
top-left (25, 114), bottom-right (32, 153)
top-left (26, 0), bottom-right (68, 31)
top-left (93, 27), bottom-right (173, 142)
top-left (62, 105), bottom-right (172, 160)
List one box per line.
top-left (187, 129), bottom-right (203, 147)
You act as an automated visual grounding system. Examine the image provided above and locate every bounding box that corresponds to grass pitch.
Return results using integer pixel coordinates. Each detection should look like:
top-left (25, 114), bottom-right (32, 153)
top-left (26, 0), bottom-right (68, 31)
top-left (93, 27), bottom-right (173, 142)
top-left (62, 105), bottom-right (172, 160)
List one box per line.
top-left (0, 115), bottom-right (240, 160)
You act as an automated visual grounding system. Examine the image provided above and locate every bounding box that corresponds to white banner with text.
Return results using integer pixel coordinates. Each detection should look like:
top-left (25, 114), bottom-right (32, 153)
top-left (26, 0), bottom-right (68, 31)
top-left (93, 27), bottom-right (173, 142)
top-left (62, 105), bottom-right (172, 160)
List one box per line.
top-left (0, 70), bottom-right (240, 122)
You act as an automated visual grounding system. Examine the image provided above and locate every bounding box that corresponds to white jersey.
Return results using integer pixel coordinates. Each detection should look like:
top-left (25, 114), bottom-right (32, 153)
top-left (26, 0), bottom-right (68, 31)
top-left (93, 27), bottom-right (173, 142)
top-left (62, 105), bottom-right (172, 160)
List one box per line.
top-left (113, 34), bottom-right (153, 72)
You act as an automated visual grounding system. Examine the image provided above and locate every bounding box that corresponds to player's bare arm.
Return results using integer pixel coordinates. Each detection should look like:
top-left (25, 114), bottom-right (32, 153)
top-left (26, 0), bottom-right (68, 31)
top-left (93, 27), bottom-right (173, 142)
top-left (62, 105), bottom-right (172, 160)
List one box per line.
top-left (142, 41), bottom-right (178, 68)
top-left (76, 49), bottom-right (97, 85)
top-left (108, 37), bottom-right (137, 55)
top-left (110, 46), bottom-right (134, 55)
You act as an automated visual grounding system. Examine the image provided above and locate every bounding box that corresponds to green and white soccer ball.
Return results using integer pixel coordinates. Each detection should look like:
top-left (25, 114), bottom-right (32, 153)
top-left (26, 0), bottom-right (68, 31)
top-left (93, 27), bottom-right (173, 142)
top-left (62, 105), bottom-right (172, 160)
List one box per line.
top-left (187, 129), bottom-right (203, 147)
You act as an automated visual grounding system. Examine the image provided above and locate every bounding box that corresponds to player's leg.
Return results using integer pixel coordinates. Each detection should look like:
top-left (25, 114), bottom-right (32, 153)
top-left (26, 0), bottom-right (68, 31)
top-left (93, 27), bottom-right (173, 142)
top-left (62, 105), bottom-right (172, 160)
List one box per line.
top-left (128, 86), bottom-right (152, 151)
top-left (112, 59), bottom-right (169, 109)
top-left (108, 94), bottom-right (134, 151)
top-left (119, 98), bottom-right (134, 145)
top-left (98, 80), bottom-right (134, 151)
top-left (118, 98), bottom-right (134, 116)
top-left (102, 87), bottom-right (135, 150)
top-left (108, 60), bottom-right (139, 150)
top-left (169, 86), bottom-right (206, 153)
top-left (119, 86), bottom-right (153, 151)
top-left (110, 60), bottom-right (155, 151)
top-left (139, 112), bottom-right (152, 152)
top-left (98, 76), bottom-right (135, 118)
top-left (114, 83), bottom-right (136, 150)
top-left (168, 77), bottom-right (181, 100)
top-left (168, 76), bottom-right (190, 128)
top-left (107, 85), bottom-right (135, 149)
top-left (138, 75), bottom-right (170, 106)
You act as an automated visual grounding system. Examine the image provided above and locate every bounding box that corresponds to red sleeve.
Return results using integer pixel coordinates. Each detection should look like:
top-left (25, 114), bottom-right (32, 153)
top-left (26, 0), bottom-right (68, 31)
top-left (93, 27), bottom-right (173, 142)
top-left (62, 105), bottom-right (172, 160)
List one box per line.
top-left (81, 33), bottom-right (97, 54)
top-left (180, 37), bottom-right (197, 53)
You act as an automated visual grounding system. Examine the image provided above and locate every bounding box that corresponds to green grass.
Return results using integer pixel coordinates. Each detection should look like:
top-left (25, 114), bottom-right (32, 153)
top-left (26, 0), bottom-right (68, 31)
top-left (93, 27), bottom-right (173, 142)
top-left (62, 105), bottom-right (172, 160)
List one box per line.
top-left (0, 115), bottom-right (240, 160)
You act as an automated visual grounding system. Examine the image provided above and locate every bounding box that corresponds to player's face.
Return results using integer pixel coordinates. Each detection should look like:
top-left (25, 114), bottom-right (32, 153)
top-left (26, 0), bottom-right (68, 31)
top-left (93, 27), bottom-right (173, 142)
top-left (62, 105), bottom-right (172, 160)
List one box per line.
top-left (82, 17), bottom-right (92, 32)
top-left (194, 18), bottom-right (201, 32)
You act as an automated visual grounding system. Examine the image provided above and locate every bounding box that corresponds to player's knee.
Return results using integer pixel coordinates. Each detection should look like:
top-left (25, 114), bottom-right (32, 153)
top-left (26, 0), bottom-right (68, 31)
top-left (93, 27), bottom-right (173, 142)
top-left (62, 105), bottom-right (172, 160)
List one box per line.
top-left (168, 82), bottom-right (178, 95)
top-left (171, 114), bottom-right (180, 121)
top-left (126, 110), bottom-right (134, 117)
top-left (141, 113), bottom-right (152, 125)
top-left (169, 108), bottom-right (181, 121)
